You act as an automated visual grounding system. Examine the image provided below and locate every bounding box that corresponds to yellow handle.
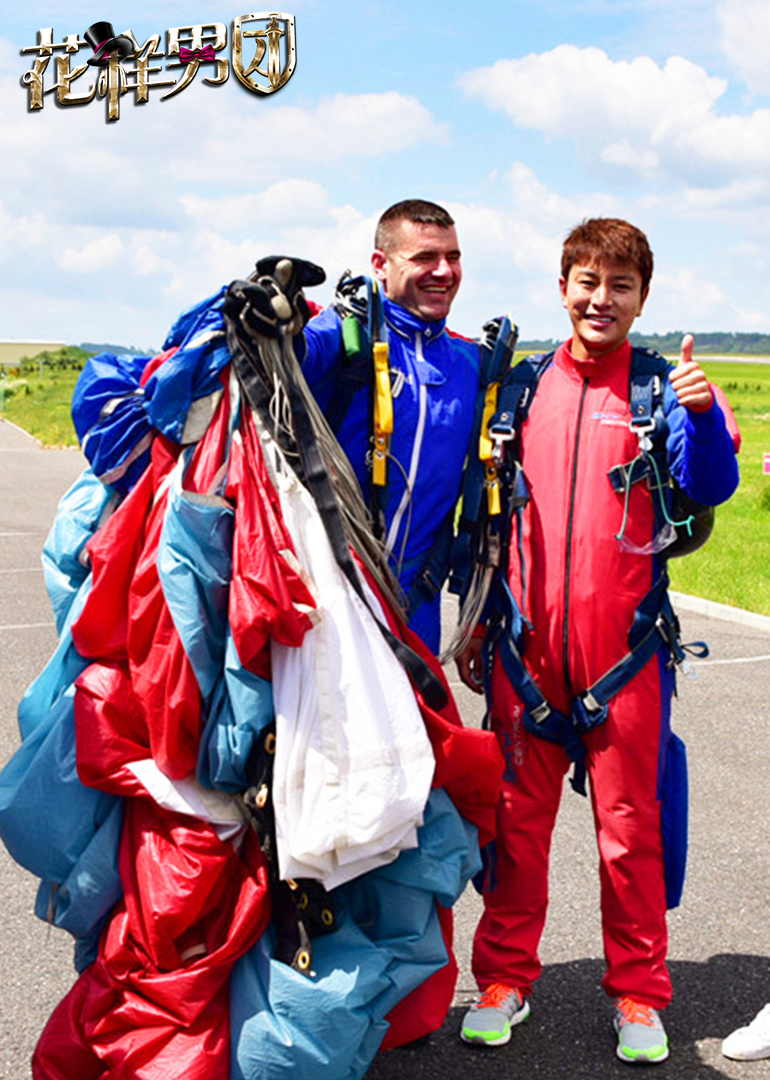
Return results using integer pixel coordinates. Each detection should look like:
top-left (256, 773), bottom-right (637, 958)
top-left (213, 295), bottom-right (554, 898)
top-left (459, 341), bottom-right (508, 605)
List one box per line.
top-left (485, 463), bottom-right (501, 516)
top-left (372, 342), bottom-right (392, 486)
top-left (478, 382), bottom-right (499, 462)
top-left (479, 383), bottom-right (501, 514)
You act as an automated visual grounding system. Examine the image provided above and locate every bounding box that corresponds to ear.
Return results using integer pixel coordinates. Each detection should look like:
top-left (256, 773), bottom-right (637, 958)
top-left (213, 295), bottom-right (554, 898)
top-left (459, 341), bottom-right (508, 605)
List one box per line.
top-left (637, 285), bottom-right (649, 316)
top-left (371, 248), bottom-right (388, 285)
top-left (559, 275), bottom-right (568, 308)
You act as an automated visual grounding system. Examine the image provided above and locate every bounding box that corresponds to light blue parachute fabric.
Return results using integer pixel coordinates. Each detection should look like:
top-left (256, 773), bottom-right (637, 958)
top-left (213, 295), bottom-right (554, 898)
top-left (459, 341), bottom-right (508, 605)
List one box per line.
top-left (0, 680), bottom-right (123, 969)
top-left (17, 579), bottom-right (91, 742)
top-left (197, 638), bottom-right (274, 792)
top-left (231, 789), bottom-right (481, 1080)
top-left (231, 914), bottom-right (392, 1080)
top-left (1, 486), bottom-right (125, 968)
top-left (42, 467), bottom-right (116, 636)
top-left (156, 457), bottom-right (275, 792)
top-left (157, 459), bottom-right (234, 700)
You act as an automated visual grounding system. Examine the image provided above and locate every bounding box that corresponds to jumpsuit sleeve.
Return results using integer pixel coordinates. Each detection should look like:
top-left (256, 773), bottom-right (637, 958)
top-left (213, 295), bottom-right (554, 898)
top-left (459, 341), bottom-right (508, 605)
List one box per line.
top-left (299, 306), bottom-right (344, 414)
top-left (665, 387), bottom-right (740, 507)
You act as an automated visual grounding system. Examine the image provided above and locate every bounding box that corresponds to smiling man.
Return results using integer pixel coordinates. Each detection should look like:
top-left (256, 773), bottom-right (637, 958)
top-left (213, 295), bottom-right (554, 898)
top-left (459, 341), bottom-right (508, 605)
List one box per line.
top-left (458, 218), bottom-right (740, 1066)
top-left (299, 199), bottom-right (482, 652)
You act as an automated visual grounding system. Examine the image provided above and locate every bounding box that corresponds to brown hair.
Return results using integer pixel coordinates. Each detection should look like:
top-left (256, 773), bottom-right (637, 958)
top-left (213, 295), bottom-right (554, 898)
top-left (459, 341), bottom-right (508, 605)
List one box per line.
top-left (561, 218), bottom-right (654, 294)
top-left (375, 199), bottom-right (455, 252)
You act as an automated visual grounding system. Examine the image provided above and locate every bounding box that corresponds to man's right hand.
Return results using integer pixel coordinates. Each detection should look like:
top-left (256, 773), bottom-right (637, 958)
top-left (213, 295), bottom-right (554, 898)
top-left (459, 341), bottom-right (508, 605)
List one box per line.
top-left (224, 257), bottom-right (325, 339)
top-left (456, 637), bottom-right (485, 694)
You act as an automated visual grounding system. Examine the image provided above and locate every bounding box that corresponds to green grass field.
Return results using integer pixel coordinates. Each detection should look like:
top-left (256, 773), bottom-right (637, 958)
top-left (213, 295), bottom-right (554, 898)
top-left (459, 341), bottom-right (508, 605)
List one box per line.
top-left (668, 361), bottom-right (770, 615)
top-left (2, 357), bottom-right (769, 615)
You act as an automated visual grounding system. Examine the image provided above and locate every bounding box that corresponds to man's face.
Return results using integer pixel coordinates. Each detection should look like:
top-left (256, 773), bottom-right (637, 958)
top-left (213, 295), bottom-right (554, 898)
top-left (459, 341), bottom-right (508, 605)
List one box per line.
top-left (560, 259), bottom-right (648, 360)
top-left (371, 220), bottom-right (462, 322)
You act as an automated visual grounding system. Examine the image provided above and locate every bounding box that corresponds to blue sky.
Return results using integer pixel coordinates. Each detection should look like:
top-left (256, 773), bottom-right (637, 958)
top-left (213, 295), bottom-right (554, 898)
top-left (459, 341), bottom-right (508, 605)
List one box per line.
top-left (3, 0), bottom-right (769, 348)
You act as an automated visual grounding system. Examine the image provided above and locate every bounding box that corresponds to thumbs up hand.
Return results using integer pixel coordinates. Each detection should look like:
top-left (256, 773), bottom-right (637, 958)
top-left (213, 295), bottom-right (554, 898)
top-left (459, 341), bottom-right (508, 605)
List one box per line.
top-left (668, 334), bottom-right (714, 412)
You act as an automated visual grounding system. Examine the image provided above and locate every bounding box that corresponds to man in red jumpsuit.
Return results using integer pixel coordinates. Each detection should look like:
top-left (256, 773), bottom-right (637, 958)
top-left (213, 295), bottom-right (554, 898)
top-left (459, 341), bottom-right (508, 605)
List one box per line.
top-left (457, 218), bottom-right (740, 1064)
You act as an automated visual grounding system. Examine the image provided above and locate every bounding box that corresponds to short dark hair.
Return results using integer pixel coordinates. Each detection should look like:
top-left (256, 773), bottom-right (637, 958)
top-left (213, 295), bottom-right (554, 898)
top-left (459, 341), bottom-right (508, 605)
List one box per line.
top-left (561, 218), bottom-right (654, 294)
top-left (375, 199), bottom-right (455, 252)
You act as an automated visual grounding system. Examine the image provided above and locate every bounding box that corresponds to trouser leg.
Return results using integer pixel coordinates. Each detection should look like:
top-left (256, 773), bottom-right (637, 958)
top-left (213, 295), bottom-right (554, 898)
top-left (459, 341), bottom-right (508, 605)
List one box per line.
top-left (471, 665), bottom-right (568, 996)
top-left (586, 656), bottom-right (672, 1009)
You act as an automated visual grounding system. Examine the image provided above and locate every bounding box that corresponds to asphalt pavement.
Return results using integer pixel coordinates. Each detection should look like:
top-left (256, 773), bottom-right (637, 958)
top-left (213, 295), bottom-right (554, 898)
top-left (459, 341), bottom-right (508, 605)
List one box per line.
top-left (1, 417), bottom-right (770, 1079)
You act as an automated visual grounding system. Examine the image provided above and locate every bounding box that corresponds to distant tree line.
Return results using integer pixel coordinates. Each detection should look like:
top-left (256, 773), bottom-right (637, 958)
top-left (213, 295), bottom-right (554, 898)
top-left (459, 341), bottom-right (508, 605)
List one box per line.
top-left (518, 332), bottom-right (770, 355)
top-left (17, 346), bottom-right (92, 373)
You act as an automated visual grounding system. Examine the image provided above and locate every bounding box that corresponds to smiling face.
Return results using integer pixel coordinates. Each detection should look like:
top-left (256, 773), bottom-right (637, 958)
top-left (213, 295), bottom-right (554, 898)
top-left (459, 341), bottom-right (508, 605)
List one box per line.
top-left (560, 258), bottom-right (648, 360)
top-left (371, 219), bottom-right (462, 322)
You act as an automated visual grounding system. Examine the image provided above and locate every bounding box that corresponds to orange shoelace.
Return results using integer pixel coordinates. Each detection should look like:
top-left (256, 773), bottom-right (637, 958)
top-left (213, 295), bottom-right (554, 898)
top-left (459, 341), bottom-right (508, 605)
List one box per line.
top-left (478, 983), bottom-right (521, 1009)
top-left (616, 996), bottom-right (655, 1026)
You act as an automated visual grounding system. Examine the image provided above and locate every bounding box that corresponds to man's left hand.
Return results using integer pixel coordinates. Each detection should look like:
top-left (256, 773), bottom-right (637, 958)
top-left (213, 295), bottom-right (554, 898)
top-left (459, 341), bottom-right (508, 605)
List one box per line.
top-left (668, 334), bottom-right (714, 412)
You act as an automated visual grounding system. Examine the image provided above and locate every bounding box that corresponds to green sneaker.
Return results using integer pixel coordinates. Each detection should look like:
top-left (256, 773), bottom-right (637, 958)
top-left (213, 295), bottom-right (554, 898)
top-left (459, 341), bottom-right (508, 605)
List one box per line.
top-left (614, 997), bottom-right (669, 1064)
top-left (460, 983), bottom-right (530, 1047)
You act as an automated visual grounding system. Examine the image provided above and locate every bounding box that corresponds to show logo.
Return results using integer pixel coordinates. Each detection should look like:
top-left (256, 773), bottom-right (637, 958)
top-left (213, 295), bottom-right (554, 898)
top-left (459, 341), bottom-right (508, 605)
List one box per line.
top-left (21, 14), bottom-right (297, 121)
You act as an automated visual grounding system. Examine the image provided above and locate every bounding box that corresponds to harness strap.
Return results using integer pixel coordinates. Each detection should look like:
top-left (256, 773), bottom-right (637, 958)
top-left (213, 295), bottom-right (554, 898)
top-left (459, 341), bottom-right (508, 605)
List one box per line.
top-left (402, 509), bottom-right (455, 618)
top-left (492, 572), bottom-right (688, 796)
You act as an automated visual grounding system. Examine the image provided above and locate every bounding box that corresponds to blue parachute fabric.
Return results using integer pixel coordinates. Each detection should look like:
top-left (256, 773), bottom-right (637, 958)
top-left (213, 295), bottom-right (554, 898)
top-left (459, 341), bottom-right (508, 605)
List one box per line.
top-left (71, 352), bottom-right (150, 445)
top-left (3, 554), bottom-right (125, 955)
top-left (360, 785), bottom-right (480, 908)
top-left (162, 286), bottom-right (228, 352)
top-left (231, 789), bottom-right (479, 1080)
top-left (42, 467), bottom-right (115, 635)
top-left (70, 291), bottom-right (231, 495)
top-left (71, 354), bottom-right (154, 495)
top-left (660, 731), bottom-right (688, 909)
top-left (144, 289), bottom-right (231, 443)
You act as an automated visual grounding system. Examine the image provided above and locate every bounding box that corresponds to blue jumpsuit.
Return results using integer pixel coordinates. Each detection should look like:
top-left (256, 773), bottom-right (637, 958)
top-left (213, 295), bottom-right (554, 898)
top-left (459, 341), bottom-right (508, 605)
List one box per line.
top-left (302, 297), bottom-right (481, 652)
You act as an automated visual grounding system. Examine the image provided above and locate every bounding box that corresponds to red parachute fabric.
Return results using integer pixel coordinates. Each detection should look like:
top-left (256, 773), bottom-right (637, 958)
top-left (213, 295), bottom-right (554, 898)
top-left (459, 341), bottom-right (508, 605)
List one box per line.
top-left (33, 801), bottom-right (270, 1080)
top-left (226, 408), bottom-right (318, 679)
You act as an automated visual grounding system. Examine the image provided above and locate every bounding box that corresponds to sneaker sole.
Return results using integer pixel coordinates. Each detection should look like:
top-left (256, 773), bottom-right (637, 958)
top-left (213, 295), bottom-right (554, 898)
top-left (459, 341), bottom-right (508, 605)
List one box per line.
top-left (722, 1046), bottom-right (770, 1061)
top-left (616, 1043), bottom-right (670, 1065)
top-left (460, 1001), bottom-right (531, 1047)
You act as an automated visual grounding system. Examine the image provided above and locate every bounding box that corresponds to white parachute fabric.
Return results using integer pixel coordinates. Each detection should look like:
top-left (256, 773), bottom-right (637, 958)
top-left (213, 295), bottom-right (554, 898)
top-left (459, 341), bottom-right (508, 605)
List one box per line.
top-left (250, 414), bottom-right (436, 888)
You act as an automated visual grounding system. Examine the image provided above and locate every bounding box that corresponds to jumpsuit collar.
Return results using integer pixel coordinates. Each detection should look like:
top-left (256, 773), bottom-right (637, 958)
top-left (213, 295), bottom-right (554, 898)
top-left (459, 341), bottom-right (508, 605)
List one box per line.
top-left (557, 338), bottom-right (632, 382)
top-left (383, 297), bottom-right (446, 344)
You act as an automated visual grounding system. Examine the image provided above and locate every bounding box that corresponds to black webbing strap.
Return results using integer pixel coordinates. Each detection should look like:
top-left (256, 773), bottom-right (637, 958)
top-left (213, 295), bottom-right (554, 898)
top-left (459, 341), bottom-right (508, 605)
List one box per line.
top-left (229, 328), bottom-right (448, 712)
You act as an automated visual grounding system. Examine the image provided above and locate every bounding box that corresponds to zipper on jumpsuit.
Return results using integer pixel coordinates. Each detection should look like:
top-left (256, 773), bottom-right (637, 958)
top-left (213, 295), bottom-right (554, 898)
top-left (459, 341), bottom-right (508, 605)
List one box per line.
top-left (562, 377), bottom-right (590, 695)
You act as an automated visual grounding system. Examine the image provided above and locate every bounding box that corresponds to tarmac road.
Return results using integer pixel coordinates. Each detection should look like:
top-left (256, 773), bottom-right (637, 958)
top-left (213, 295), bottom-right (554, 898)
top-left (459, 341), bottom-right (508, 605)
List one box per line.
top-left (1, 416), bottom-right (769, 1080)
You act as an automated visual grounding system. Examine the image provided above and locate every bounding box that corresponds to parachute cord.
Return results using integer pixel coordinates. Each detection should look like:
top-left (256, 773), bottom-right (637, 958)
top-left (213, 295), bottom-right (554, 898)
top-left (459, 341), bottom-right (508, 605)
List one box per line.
top-left (253, 332), bottom-right (405, 619)
top-left (439, 560), bottom-right (494, 665)
top-left (615, 452), bottom-right (695, 543)
top-left (381, 450), bottom-right (413, 579)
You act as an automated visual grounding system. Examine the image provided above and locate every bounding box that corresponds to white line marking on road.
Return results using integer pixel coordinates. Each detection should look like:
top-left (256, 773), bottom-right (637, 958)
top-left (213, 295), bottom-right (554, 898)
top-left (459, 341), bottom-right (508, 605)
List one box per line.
top-left (699, 654), bottom-right (770, 666)
top-left (0, 622), bottom-right (55, 631)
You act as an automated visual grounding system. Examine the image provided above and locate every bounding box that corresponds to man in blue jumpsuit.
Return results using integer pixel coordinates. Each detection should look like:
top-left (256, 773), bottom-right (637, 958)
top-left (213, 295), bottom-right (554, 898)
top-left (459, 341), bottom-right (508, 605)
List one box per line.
top-left (300, 199), bottom-right (481, 653)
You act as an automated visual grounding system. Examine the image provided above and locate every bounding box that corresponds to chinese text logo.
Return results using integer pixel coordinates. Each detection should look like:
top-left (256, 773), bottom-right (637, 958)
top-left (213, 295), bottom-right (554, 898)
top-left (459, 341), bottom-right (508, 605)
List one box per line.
top-left (21, 14), bottom-right (297, 121)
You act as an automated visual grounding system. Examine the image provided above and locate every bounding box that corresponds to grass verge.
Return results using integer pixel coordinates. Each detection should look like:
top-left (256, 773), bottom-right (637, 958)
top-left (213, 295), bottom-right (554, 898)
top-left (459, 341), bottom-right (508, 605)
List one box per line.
top-left (2, 358), bottom-right (769, 616)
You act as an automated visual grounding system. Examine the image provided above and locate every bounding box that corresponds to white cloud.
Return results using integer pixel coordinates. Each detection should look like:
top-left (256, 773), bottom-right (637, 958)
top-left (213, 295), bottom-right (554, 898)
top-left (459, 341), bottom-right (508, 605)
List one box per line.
top-left (458, 45), bottom-right (770, 187)
top-left (718, 0), bottom-right (770, 96)
top-left (59, 233), bottom-right (126, 272)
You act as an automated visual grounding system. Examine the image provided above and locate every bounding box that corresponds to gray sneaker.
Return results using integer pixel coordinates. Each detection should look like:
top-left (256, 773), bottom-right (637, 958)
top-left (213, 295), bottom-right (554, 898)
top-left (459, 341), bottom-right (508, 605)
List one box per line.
top-left (460, 983), bottom-right (530, 1047)
top-left (614, 997), bottom-right (669, 1064)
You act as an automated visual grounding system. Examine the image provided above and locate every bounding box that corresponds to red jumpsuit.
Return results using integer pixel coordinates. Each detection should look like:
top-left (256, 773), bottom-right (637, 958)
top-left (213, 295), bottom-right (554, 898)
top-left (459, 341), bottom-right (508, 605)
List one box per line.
top-left (472, 339), bottom-right (739, 1009)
